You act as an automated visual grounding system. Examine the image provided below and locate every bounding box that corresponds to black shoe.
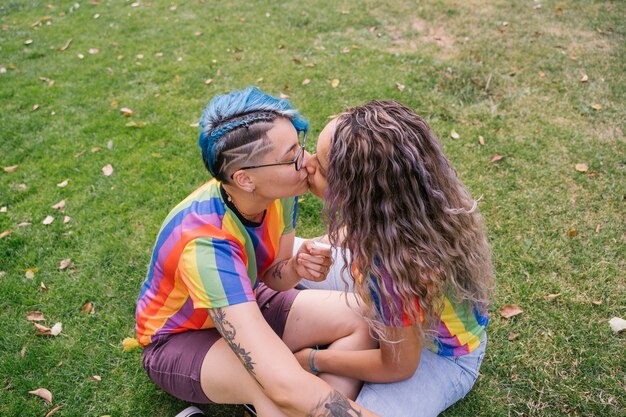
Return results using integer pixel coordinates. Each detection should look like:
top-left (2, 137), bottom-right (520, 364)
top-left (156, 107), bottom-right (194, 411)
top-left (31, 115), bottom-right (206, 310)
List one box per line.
top-left (174, 406), bottom-right (206, 417)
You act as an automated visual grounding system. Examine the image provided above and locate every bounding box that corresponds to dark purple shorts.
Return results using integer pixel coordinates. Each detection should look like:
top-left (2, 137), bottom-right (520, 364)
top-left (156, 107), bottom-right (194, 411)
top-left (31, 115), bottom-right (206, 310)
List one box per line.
top-left (142, 283), bottom-right (299, 404)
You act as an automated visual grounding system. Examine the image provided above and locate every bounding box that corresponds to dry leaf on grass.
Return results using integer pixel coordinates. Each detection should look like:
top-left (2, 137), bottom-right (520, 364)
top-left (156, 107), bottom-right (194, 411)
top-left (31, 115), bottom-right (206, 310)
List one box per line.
top-left (33, 322), bottom-right (62, 336)
top-left (450, 130), bottom-right (460, 139)
top-left (57, 179), bottom-right (69, 187)
top-left (90, 375), bottom-right (102, 381)
top-left (122, 337), bottom-right (140, 351)
top-left (478, 136), bottom-right (485, 145)
top-left (575, 163), bottom-right (588, 172)
top-left (0, 230), bottom-right (11, 239)
top-left (42, 216), bottom-right (55, 225)
top-left (125, 121), bottom-right (146, 128)
top-left (331, 79), bottom-right (340, 88)
top-left (102, 164), bottom-right (113, 176)
top-left (44, 405), bottom-right (63, 417)
top-left (395, 82), bottom-right (405, 92)
top-left (580, 74), bottom-right (588, 83)
top-left (63, 216), bottom-right (71, 224)
top-left (28, 387), bottom-right (52, 405)
top-left (3, 164), bottom-right (19, 172)
top-left (567, 228), bottom-right (577, 237)
top-left (120, 107), bottom-right (133, 117)
top-left (508, 332), bottom-right (519, 341)
top-left (302, 79), bottom-right (311, 86)
top-left (51, 200), bottom-right (65, 211)
top-left (490, 154), bottom-right (505, 163)
top-left (25, 268), bottom-right (37, 279)
top-left (40, 281), bottom-right (48, 291)
top-left (0, 206), bottom-right (6, 213)
top-left (543, 293), bottom-right (561, 301)
top-left (18, 222), bottom-right (31, 227)
top-left (26, 311), bottom-right (45, 321)
top-left (608, 317), bottom-right (626, 333)
top-left (81, 302), bottom-right (94, 314)
top-left (59, 258), bottom-right (72, 270)
top-left (279, 93), bottom-right (290, 99)
top-left (590, 103), bottom-right (602, 111)
top-left (499, 304), bottom-right (524, 318)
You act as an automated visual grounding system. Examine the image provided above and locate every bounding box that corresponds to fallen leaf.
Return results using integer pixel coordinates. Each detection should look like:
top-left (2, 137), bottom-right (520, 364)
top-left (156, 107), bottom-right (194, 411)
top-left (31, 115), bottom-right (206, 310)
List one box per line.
top-left (42, 215), bottom-right (55, 225)
top-left (331, 79), bottom-right (340, 88)
top-left (499, 304), bottom-right (524, 319)
top-left (107, 140), bottom-right (113, 150)
top-left (302, 78), bottom-right (311, 86)
top-left (44, 405), bottom-right (63, 417)
top-left (490, 154), bottom-right (505, 163)
top-left (3, 164), bottom-right (19, 172)
top-left (0, 271), bottom-right (5, 277)
top-left (33, 322), bottom-right (51, 335)
top-left (120, 107), bottom-right (133, 117)
top-left (279, 93), bottom-right (290, 99)
top-left (77, 53), bottom-right (84, 59)
top-left (59, 38), bottom-right (72, 51)
top-left (102, 164), bottom-right (113, 176)
top-left (511, 373), bottom-right (518, 382)
top-left (59, 258), bottom-right (72, 270)
top-left (63, 216), bottom-right (71, 224)
top-left (40, 282), bottom-right (48, 291)
top-left (92, 146), bottom-right (101, 153)
top-left (543, 293), bottom-right (561, 301)
top-left (595, 224), bottom-right (601, 233)
top-left (608, 317), bottom-right (626, 333)
top-left (567, 228), bottom-right (577, 237)
top-left (304, 63), bottom-right (315, 68)
top-left (508, 332), bottom-right (519, 341)
top-left (25, 268), bottom-right (37, 279)
top-left (175, 75), bottom-right (180, 83)
top-left (125, 121), bottom-right (146, 128)
top-left (450, 130), bottom-right (460, 139)
top-left (50, 322), bottom-right (62, 336)
top-left (51, 200), bottom-right (65, 211)
top-left (575, 163), bottom-right (588, 172)
top-left (26, 311), bottom-right (45, 321)
top-left (342, 47), bottom-right (350, 53)
top-left (90, 375), bottom-right (102, 381)
top-left (24, 39), bottom-right (33, 45)
top-left (81, 302), bottom-right (93, 314)
top-left (478, 135), bottom-right (485, 145)
top-left (17, 222), bottom-right (31, 227)
top-left (21, 345), bottom-right (27, 357)
top-left (57, 179), bottom-right (69, 187)
top-left (580, 74), bottom-right (588, 83)
top-left (32, 104), bottom-right (40, 112)
top-left (592, 300), bottom-right (602, 305)
top-left (590, 103), bottom-right (602, 111)
top-left (395, 82), bottom-right (405, 92)
top-left (28, 388), bottom-right (52, 405)
top-left (136, 54), bottom-right (144, 59)
top-left (0, 230), bottom-right (11, 239)
top-left (122, 337), bottom-right (140, 351)
top-left (204, 78), bottom-right (213, 85)
top-left (0, 206), bottom-right (6, 213)
top-left (538, 71), bottom-right (545, 77)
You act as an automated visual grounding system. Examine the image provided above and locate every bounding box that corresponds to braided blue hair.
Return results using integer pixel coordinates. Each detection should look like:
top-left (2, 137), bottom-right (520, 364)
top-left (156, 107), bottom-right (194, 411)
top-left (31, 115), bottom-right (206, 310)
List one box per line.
top-left (198, 86), bottom-right (309, 177)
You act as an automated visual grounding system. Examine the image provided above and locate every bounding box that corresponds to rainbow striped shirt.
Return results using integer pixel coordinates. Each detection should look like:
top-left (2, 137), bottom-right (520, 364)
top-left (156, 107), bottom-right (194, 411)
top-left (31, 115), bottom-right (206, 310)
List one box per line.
top-left (370, 267), bottom-right (488, 357)
top-left (135, 179), bottom-right (297, 347)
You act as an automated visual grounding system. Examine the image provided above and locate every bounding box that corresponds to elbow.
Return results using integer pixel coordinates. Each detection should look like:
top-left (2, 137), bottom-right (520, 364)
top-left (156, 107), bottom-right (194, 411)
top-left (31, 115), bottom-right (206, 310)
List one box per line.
top-left (385, 352), bottom-right (421, 382)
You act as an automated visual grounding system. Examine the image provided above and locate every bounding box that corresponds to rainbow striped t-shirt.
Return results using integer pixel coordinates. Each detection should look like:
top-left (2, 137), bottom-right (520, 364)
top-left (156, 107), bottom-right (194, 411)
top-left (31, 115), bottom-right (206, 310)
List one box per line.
top-left (369, 267), bottom-right (488, 357)
top-left (135, 179), bottom-right (297, 347)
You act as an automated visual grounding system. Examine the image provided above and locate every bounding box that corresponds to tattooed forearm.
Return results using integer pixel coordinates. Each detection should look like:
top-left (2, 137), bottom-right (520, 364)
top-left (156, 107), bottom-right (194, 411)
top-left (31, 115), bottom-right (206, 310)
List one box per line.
top-left (270, 259), bottom-right (289, 280)
top-left (208, 308), bottom-right (264, 389)
top-left (306, 390), bottom-right (363, 417)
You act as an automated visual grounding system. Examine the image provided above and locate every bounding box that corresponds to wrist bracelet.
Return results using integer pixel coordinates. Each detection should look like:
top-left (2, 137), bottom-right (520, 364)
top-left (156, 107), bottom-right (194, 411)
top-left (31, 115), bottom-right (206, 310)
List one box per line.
top-left (308, 347), bottom-right (320, 375)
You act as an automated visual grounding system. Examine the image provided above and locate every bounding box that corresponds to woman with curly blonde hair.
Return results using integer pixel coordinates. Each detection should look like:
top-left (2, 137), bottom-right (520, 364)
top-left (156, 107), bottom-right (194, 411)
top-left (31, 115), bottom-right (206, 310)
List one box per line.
top-left (297, 100), bottom-right (494, 417)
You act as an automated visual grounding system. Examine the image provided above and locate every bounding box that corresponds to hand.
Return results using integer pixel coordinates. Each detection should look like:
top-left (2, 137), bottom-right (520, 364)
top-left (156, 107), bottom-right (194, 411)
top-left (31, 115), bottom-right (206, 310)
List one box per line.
top-left (294, 240), bottom-right (333, 282)
top-left (294, 348), bottom-right (317, 374)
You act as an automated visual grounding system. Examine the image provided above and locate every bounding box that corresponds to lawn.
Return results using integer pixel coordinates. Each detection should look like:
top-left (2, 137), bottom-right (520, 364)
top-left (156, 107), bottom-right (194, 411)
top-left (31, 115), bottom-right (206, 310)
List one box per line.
top-left (1, 0), bottom-right (624, 416)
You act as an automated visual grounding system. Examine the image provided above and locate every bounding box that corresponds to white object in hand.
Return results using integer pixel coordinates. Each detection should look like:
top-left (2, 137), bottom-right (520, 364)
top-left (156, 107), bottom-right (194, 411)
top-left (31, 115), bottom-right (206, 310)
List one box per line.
top-left (313, 241), bottom-right (332, 250)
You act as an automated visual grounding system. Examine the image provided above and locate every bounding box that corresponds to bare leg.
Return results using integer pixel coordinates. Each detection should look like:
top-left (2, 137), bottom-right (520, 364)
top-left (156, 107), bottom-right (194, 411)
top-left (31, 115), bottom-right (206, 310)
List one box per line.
top-left (200, 338), bottom-right (288, 417)
top-left (282, 290), bottom-right (376, 400)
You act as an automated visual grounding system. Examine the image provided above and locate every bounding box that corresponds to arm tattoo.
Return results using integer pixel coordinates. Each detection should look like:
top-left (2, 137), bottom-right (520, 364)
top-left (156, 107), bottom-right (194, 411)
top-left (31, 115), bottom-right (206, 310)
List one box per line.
top-left (271, 259), bottom-right (288, 280)
top-left (208, 308), bottom-right (264, 390)
top-left (306, 390), bottom-right (363, 417)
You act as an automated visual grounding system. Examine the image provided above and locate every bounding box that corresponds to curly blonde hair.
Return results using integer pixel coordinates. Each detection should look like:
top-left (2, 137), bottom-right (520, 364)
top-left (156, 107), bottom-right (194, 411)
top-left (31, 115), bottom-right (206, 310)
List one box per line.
top-left (325, 100), bottom-right (494, 341)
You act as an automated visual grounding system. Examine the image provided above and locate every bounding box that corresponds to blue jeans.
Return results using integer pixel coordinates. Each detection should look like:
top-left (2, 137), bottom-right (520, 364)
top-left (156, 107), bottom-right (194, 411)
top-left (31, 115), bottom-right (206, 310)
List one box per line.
top-left (295, 238), bottom-right (486, 417)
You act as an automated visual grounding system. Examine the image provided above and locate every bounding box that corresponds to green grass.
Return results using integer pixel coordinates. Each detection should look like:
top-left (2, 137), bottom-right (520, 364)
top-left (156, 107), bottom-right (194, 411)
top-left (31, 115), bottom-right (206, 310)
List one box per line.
top-left (1, 0), bottom-right (624, 416)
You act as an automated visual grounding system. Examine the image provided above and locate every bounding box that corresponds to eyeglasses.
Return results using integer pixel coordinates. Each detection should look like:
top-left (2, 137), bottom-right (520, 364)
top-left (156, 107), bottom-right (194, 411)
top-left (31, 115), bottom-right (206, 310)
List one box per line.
top-left (231, 130), bottom-right (307, 178)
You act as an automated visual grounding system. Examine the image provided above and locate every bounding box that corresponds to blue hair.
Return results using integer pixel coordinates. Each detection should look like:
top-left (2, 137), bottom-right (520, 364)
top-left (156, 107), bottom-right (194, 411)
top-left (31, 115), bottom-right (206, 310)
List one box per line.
top-left (198, 86), bottom-right (309, 177)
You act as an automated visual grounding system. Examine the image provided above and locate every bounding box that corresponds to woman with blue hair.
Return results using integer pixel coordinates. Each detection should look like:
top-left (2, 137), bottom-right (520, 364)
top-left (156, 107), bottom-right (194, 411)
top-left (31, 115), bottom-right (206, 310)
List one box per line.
top-left (136, 87), bottom-right (380, 417)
